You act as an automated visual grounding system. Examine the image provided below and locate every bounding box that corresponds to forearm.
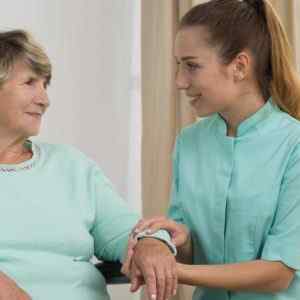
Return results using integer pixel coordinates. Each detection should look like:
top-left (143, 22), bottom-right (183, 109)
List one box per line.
top-left (177, 260), bottom-right (295, 293)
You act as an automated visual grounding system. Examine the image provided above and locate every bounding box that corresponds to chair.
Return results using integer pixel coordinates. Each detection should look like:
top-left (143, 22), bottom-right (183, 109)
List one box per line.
top-left (95, 261), bottom-right (130, 284)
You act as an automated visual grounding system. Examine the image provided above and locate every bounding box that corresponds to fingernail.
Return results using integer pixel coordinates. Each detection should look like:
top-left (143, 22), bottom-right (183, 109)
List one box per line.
top-left (151, 294), bottom-right (156, 299)
top-left (173, 290), bottom-right (177, 296)
top-left (134, 228), bottom-right (140, 233)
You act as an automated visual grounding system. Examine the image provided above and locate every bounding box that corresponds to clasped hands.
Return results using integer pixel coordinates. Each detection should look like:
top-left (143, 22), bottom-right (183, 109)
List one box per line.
top-left (121, 217), bottom-right (190, 300)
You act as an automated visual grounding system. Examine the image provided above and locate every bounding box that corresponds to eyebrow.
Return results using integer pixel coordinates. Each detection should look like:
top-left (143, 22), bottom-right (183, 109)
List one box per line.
top-left (175, 56), bottom-right (199, 62)
top-left (182, 56), bottom-right (198, 61)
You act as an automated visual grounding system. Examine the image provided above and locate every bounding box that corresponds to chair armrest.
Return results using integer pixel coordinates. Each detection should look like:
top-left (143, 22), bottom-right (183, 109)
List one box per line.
top-left (95, 261), bottom-right (130, 284)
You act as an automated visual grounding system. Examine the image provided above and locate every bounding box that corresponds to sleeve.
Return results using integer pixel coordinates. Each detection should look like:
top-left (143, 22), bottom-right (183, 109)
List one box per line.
top-left (90, 166), bottom-right (173, 262)
top-left (261, 143), bottom-right (300, 270)
top-left (168, 135), bottom-right (185, 224)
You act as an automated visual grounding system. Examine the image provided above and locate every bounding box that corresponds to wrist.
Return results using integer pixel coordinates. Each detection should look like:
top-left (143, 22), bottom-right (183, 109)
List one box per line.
top-left (136, 237), bottom-right (170, 250)
top-left (176, 263), bottom-right (186, 282)
top-left (136, 231), bottom-right (177, 255)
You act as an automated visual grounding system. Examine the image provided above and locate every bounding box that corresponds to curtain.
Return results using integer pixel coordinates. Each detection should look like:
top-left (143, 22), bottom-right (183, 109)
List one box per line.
top-left (141, 1), bottom-right (300, 299)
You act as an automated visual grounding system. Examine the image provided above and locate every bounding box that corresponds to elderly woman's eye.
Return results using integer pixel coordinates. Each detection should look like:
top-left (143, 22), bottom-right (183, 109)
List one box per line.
top-left (25, 78), bottom-right (35, 85)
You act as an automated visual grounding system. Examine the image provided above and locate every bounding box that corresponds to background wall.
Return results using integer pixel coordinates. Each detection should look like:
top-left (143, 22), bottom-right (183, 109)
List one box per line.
top-left (0, 1), bottom-right (141, 299)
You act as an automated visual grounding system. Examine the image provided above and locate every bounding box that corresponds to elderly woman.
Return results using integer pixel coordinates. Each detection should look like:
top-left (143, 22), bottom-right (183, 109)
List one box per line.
top-left (0, 30), bottom-right (177, 300)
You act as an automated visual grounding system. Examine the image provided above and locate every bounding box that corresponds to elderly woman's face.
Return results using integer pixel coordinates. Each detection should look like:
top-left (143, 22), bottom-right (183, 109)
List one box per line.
top-left (0, 60), bottom-right (49, 139)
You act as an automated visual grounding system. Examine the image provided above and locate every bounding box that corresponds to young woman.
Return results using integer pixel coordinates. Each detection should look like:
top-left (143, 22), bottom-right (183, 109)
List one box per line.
top-left (125, 0), bottom-right (300, 299)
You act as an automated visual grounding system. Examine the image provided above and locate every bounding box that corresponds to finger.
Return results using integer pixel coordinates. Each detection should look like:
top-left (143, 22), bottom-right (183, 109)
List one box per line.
top-left (132, 221), bottom-right (155, 238)
top-left (130, 276), bottom-right (139, 293)
top-left (144, 266), bottom-right (157, 300)
top-left (154, 265), bottom-right (165, 300)
top-left (130, 262), bottom-right (140, 292)
top-left (164, 266), bottom-right (173, 300)
top-left (121, 241), bottom-right (136, 275)
top-left (133, 217), bottom-right (167, 235)
top-left (130, 261), bottom-right (145, 292)
top-left (121, 260), bottom-right (130, 277)
top-left (146, 221), bottom-right (172, 235)
top-left (172, 261), bottom-right (178, 297)
top-left (131, 276), bottom-right (144, 293)
top-left (132, 218), bottom-right (152, 232)
top-left (147, 222), bottom-right (189, 247)
top-left (172, 228), bottom-right (190, 247)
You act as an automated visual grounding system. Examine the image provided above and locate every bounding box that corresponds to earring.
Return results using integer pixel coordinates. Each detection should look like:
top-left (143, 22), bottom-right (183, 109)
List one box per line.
top-left (235, 72), bottom-right (244, 81)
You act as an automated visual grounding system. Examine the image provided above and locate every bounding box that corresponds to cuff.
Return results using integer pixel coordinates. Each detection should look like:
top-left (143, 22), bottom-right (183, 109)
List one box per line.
top-left (135, 229), bottom-right (177, 256)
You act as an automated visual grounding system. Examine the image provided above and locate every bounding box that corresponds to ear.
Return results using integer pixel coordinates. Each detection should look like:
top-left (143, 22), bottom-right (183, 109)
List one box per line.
top-left (231, 51), bottom-right (251, 82)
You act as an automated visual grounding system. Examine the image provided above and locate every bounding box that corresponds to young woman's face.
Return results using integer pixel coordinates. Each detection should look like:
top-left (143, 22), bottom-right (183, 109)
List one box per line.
top-left (174, 26), bottom-right (240, 117)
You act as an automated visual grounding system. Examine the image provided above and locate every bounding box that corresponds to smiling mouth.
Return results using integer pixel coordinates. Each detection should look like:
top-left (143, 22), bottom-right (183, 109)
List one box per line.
top-left (189, 96), bottom-right (201, 106)
top-left (26, 112), bottom-right (42, 118)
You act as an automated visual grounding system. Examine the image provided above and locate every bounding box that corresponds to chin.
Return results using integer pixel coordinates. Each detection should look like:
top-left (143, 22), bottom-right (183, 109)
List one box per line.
top-left (21, 127), bottom-right (41, 138)
top-left (29, 129), bottom-right (40, 137)
top-left (194, 108), bottom-right (217, 118)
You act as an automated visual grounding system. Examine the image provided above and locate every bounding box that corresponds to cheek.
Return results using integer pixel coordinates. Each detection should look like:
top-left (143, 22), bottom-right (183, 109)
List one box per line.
top-left (193, 69), bottom-right (222, 90)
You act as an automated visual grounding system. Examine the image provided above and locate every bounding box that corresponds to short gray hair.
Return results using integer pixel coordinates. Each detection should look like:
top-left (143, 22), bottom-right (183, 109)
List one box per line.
top-left (0, 29), bottom-right (52, 87)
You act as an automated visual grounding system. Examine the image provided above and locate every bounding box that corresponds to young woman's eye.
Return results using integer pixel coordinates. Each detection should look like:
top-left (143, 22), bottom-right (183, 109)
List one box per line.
top-left (186, 62), bottom-right (200, 71)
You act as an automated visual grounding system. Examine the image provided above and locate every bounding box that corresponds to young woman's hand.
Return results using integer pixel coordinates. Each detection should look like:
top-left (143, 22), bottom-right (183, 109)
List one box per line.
top-left (0, 272), bottom-right (31, 300)
top-left (122, 216), bottom-right (191, 276)
top-left (132, 216), bottom-right (190, 248)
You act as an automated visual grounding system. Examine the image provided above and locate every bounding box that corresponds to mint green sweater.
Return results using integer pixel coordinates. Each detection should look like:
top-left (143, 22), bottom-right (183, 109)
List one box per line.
top-left (0, 141), bottom-right (167, 300)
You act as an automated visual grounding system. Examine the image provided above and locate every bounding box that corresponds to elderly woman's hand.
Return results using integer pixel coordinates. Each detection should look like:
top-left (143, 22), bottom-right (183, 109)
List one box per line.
top-left (129, 238), bottom-right (177, 300)
top-left (0, 272), bottom-right (31, 300)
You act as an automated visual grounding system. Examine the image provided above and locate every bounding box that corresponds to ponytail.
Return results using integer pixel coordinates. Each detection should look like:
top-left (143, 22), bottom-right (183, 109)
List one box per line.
top-left (180, 0), bottom-right (300, 120)
top-left (264, 0), bottom-right (300, 120)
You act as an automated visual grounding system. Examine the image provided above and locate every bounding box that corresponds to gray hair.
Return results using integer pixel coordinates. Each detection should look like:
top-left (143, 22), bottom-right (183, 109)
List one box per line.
top-left (0, 29), bottom-right (51, 87)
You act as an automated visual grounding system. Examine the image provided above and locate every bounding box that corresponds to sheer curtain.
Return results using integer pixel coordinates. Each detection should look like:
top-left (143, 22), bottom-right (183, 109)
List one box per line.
top-left (141, 1), bottom-right (300, 299)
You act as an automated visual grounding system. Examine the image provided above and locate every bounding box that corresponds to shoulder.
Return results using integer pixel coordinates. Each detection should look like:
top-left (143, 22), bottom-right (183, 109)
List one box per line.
top-left (276, 112), bottom-right (300, 145)
top-left (33, 140), bottom-right (101, 173)
top-left (35, 141), bottom-right (88, 160)
top-left (267, 111), bottom-right (300, 172)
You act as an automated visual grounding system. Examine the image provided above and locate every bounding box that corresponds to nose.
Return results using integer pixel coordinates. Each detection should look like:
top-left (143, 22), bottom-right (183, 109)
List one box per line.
top-left (175, 67), bottom-right (190, 90)
top-left (34, 81), bottom-right (50, 108)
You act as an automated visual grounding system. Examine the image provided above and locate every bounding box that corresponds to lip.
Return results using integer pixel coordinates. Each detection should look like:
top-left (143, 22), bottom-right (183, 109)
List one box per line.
top-left (26, 112), bottom-right (42, 118)
top-left (189, 97), bottom-right (201, 107)
top-left (26, 112), bottom-right (42, 115)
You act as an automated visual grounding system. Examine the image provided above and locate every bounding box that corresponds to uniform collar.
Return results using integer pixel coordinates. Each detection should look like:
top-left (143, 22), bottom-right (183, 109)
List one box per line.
top-left (215, 98), bottom-right (278, 137)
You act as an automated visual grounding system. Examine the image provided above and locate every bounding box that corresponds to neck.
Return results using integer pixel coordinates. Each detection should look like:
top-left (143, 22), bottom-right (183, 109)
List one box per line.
top-left (0, 134), bottom-right (31, 164)
top-left (220, 92), bottom-right (266, 137)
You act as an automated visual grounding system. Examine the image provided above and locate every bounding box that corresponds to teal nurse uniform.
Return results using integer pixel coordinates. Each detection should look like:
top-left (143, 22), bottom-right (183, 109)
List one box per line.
top-left (169, 100), bottom-right (300, 299)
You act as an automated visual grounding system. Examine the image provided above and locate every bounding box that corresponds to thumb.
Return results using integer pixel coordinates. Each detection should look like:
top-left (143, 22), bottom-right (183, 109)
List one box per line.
top-left (121, 248), bottom-right (134, 276)
top-left (130, 276), bottom-right (139, 292)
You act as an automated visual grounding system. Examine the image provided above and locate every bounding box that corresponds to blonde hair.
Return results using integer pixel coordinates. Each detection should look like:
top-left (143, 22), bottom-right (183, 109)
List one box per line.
top-left (0, 29), bottom-right (51, 87)
top-left (264, 1), bottom-right (300, 119)
top-left (180, 0), bottom-right (300, 120)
